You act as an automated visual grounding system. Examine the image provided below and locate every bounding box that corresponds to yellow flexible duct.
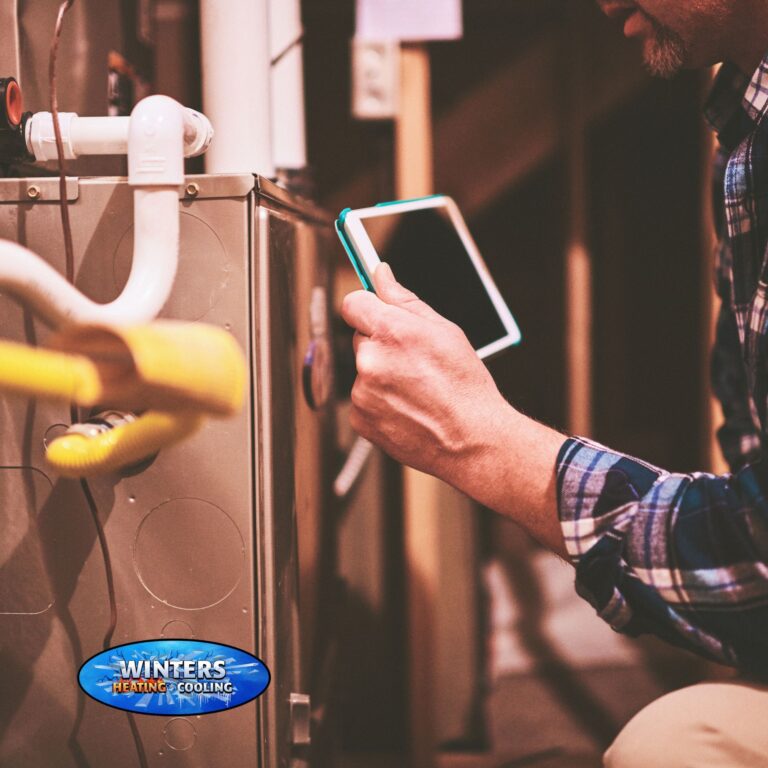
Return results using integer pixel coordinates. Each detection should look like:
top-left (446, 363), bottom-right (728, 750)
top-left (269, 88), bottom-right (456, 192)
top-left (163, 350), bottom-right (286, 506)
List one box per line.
top-left (45, 410), bottom-right (204, 478)
top-left (51, 321), bottom-right (247, 416)
top-left (0, 339), bottom-right (104, 405)
top-left (0, 320), bottom-right (246, 478)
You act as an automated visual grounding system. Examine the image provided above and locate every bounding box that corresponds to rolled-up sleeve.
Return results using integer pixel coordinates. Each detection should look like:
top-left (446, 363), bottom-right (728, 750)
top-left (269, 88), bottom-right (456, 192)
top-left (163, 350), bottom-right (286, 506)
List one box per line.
top-left (556, 436), bottom-right (768, 675)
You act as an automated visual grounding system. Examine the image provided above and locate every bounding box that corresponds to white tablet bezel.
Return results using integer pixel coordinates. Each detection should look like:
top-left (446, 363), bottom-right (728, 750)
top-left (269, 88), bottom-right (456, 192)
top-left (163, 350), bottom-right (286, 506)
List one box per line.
top-left (341, 195), bottom-right (521, 359)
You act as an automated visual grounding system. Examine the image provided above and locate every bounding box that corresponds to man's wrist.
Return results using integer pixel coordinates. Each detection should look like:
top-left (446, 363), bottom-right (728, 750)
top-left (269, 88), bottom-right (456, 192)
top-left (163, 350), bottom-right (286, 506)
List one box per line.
top-left (439, 399), bottom-right (569, 555)
top-left (439, 397), bottom-right (522, 504)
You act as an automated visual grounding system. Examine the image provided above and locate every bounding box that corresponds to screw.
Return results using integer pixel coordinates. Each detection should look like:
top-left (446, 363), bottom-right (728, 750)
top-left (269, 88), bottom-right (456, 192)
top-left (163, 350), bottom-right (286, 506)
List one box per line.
top-left (27, 185), bottom-right (41, 200)
top-left (185, 182), bottom-right (199, 198)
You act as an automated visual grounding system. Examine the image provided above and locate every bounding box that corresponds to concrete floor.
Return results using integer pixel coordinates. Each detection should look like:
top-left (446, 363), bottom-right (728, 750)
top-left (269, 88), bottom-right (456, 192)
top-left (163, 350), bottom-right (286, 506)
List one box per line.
top-left (339, 550), bottom-right (708, 768)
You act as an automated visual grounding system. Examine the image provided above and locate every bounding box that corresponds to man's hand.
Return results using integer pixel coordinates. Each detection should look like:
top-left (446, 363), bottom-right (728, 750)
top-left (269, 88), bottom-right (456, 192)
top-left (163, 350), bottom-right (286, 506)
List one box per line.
top-left (341, 262), bottom-right (511, 480)
top-left (341, 262), bottom-right (568, 556)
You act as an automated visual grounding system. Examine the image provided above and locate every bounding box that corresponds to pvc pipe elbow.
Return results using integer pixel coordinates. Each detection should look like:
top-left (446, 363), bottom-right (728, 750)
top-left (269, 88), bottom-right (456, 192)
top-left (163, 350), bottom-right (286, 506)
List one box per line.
top-left (128, 95), bottom-right (185, 186)
top-left (183, 109), bottom-right (214, 157)
top-left (10, 95), bottom-right (216, 326)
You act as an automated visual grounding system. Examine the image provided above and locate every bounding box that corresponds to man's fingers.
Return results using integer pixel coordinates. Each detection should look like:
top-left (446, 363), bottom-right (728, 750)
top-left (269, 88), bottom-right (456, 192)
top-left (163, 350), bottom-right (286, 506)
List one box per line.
top-left (373, 262), bottom-right (442, 321)
top-left (353, 330), bottom-right (366, 354)
top-left (342, 289), bottom-right (393, 336)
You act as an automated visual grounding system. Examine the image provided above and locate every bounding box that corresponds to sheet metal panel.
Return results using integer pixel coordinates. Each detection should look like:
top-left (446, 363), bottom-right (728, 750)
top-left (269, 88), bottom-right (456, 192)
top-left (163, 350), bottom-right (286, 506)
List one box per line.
top-left (0, 173), bottom-right (334, 767)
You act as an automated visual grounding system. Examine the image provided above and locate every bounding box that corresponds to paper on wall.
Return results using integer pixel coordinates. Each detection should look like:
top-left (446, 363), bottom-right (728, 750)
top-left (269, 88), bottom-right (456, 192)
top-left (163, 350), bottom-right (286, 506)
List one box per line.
top-left (356, 0), bottom-right (463, 42)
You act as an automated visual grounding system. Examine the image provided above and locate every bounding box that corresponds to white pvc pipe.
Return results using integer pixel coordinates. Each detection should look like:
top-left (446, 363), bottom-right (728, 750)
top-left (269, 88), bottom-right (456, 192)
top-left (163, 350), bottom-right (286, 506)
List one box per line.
top-left (26, 109), bottom-right (213, 161)
top-left (70, 115), bottom-right (129, 157)
top-left (0, 95), bottom-right (204, 327)
top-left (269, 0), bottom-right (307, 170)
top-left (270, 44), bottom-right (307, 171)
top-left (199, 0), bottom-right (274, 176)
top-left (0, 188), bottom-right (179, 327)
top-left (334, 437), bottom-right (374, 498)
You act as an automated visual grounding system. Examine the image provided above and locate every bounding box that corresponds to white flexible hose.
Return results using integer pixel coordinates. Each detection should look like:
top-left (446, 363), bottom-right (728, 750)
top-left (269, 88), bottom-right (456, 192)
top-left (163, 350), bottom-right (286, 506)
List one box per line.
top-left (0, 188), bottom-right (179, 326)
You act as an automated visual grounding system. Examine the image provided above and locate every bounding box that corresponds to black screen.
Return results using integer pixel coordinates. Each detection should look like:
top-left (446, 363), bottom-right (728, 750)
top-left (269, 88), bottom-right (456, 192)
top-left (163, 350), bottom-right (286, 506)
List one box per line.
top-left (360, 207), bottom-right (508, 349)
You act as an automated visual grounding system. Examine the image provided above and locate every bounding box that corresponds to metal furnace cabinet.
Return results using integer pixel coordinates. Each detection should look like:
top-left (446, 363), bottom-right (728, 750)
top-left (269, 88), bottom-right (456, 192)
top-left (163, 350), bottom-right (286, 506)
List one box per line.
top-left (0, 174), bottom-right (336, 768)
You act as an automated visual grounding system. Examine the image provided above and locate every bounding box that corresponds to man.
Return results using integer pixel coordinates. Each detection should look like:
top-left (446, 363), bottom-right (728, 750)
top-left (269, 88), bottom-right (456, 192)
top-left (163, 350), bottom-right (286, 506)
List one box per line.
top-left (341, 1), bottom-right (768, 765)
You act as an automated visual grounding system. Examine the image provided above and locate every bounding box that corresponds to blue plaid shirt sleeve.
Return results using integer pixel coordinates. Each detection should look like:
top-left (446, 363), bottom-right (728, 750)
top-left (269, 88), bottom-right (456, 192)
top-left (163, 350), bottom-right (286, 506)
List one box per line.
top-left (709, 148), bottom-right (762, 472)
top-left (711, 285), bottom-right (762, 471)
top-left (556, 437), bottom-right (768, 674)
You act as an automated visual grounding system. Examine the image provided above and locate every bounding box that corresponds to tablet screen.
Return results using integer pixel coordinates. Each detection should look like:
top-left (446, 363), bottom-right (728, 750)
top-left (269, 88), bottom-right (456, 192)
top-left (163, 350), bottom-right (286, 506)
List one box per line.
top-left (358, 207), bottom-right (509, 350)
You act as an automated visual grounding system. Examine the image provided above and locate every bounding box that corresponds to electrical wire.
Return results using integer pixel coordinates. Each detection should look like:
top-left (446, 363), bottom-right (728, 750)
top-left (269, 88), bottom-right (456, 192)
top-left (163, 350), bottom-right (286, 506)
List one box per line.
top-left (49, 0), bottom-right (75, 283)
top-left (79, 476), bottom-right (118, 648)
top-left (48, 6), bottom-right (146, 767)
top-left (270, 33), bottom-right (304, 66)
top-left (49, 0), bottom-right (120, 657)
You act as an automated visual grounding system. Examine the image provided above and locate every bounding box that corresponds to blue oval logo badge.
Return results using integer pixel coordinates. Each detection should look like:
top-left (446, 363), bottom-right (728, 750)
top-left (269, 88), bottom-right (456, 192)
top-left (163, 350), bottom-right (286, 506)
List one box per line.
top-left (78, 639), bottom-right (270, 716)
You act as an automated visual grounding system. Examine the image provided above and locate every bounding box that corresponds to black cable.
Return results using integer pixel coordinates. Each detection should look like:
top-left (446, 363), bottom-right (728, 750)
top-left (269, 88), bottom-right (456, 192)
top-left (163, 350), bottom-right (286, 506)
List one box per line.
top-left (48, 0), bottom-right (121, 654)
top-left (270, 34), bottom-right (304, 67)
top-left (47, 0), bottom-right (121, 657)
top-left (126, 713), bottom-right (149, 768)
top-left (79, 476), bottom-right (118, 649)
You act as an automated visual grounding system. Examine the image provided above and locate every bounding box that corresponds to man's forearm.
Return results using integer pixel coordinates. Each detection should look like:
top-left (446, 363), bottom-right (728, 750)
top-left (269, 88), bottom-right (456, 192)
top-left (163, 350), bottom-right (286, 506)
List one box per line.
top-left (342, 264), bottom-right (570, 558)
top-left (443, 402), bottom-right (569, 557)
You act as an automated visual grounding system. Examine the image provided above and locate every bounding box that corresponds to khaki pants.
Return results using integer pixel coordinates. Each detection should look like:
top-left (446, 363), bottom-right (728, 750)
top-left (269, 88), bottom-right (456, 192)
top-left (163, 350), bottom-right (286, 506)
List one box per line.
top-left (604, 682), bottom-right (768, 767)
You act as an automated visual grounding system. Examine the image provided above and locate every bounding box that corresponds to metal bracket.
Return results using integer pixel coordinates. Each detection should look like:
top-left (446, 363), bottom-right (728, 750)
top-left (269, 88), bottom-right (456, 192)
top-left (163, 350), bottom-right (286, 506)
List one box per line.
top-left (289, 692), bottom-right (311, 747)
top-left (0, 176), bottom-right (79, 203)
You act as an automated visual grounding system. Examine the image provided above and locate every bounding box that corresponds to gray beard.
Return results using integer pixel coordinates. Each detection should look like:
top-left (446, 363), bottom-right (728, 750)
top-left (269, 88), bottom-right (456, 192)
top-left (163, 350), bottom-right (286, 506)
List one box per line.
top-left (643, 13), bottom-right (687, 78)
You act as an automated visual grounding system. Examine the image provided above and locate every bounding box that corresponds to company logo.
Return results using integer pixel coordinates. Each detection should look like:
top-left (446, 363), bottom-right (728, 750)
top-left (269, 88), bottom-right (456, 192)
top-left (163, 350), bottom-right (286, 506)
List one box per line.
top-left (78, 639), bottom-right (270, 716)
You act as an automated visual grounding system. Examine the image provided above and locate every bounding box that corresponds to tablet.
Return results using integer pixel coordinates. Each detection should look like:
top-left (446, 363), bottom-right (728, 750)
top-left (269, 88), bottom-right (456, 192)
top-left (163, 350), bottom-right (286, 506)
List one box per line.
top-left (336, 194), bottom-right (521, 359)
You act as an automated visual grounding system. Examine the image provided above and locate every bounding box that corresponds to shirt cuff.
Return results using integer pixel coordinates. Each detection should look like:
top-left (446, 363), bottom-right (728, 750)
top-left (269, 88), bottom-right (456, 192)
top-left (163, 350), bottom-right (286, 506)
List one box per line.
top-left (555, 436), bottom-right (663, 563)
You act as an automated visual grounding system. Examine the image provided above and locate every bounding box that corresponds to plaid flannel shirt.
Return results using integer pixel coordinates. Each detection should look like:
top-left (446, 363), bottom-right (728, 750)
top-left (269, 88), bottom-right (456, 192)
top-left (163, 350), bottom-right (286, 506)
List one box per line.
top-left (557, 55), bottom-right (768, 675)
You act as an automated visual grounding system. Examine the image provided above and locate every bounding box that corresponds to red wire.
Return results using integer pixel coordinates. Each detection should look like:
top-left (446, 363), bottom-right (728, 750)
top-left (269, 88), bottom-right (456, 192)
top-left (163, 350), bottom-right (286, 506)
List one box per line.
top-left (49, 0), bottom-right (75, 283)
top-left (47, 5), bottom-right (143, 765)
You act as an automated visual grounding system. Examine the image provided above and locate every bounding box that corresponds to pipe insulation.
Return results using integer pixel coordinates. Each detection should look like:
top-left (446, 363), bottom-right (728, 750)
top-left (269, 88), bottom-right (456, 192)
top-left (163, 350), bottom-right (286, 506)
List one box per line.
top-left (199, 0), bottom-right (274, 176)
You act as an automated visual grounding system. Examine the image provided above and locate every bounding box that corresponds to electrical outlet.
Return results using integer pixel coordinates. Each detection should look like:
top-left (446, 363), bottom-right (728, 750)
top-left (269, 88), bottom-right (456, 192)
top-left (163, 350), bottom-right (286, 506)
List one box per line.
top-left (351, 39), bottom-right (400, 121)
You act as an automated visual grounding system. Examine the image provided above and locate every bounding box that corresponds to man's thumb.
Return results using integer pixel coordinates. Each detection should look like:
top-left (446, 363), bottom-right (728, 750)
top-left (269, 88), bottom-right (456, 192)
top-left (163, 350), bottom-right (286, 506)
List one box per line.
top-left (373, 262), bottom-right (401, 296)
top-left (373, 262), bottom-right (435, 319)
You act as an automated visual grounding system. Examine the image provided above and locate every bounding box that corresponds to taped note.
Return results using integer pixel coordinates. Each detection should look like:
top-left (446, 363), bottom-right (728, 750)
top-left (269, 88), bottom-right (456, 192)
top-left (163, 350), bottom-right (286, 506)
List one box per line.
top-left (356, 0), bottom-right (463, 42)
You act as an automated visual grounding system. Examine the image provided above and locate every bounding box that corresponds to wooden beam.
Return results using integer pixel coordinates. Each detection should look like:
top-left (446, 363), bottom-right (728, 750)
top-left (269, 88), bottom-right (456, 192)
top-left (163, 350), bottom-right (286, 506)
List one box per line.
top-left (564, 5), bottom-right (593, 437)
top-left (396, 44), bottom-right (439, 768)
top-left (396, 44), bottom-right (482, 762)
top-left (396, 45), bottom-right (434, 198)
top-left (701, 67), bottom-right (728, 474)
top-left (332, 26), bottom-right (648, 218)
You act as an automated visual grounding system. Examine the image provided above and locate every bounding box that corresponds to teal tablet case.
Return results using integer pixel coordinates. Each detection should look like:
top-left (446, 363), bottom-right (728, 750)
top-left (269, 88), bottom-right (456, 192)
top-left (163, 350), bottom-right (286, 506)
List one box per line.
top-left (335, 207), bottom-right (374, 292)
top-left (335, 195), bottom-right (446, 292)
top-left (335, 195), bottom-right (522, 353)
